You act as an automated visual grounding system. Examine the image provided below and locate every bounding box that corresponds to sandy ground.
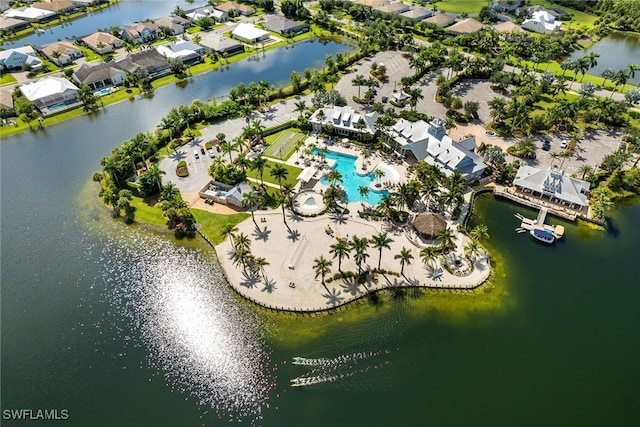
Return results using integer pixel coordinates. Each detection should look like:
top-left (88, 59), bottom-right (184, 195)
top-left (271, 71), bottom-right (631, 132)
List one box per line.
top-left (448, 123), bottom-right (514, 151)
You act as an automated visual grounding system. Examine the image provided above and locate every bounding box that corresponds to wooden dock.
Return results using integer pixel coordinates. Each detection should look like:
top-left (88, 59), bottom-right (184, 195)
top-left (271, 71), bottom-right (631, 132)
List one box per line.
top-left (493, 188), bottom-right (577, 221)
top-left (515, 207), bottom-right (565, 239)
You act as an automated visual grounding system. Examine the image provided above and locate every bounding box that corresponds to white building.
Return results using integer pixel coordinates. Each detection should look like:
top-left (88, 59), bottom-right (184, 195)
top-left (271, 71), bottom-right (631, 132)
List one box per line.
top-left (309, 106), bottom-right (379, 139)
top-left (0, 46), bottom-right (43, 71)
top-left (156, 40), bottom-right (204, 63)
top-left (19, 76), bottom-right (79, 110)
top-left (5, 7), bottom-right (56, 22)
top-left (521, 10), bottom-right (561, 34)
top-left (231, 23), bottom-right (269, 44)
top-left (391, 118), bottom-right (486, 181)
top-left (513, 165), bottom-right (590, 210)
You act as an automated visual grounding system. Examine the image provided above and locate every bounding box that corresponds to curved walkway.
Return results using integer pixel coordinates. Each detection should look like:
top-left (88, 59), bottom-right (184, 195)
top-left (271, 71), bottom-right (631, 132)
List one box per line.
top-left (215, 204), bottom-right (491, 312)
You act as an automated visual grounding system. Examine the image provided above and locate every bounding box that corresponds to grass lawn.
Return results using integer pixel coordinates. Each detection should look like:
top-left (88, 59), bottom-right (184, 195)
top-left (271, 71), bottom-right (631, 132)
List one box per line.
top-left (191, 209), bottom-right (249, 245)
top-left (435, 0), bottom-right (487, 14)
top-left (0, 73), bottom-right (17, 85)
top-left (131, 197), bottom-right (168, 227)
top-left (263, 129), bottom-right (306, 160)
top-left (245, 160), bottom-right (301, 187)
top-left (528, 0), bottom-right (598, 27)
top-left (76, 45), bottom-right (102, 62)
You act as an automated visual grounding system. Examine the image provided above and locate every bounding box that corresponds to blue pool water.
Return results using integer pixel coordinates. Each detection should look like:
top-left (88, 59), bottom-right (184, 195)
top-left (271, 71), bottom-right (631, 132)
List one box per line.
top-left (94, 88), bottom-right (112, 97)
top-left (318, 150), bottom-right (389, 205)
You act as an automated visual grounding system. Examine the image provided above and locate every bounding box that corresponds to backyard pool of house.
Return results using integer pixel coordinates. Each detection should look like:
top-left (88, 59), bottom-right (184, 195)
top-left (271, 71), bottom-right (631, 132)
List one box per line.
top-left (318, 150), bottom-right (391, 205)
top-left (93, 87), bottom-right (113, 97)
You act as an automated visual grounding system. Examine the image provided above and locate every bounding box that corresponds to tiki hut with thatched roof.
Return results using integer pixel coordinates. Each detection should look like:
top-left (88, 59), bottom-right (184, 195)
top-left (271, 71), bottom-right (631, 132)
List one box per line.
top-left (413, 212), bottom-right (447, 240)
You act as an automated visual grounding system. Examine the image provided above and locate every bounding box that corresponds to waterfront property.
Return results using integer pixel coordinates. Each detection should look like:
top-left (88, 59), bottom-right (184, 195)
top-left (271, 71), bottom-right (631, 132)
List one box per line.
top-left (198, 32), bottom-right (244, 56)
top-left (262, 14), bottom-right (309, 36)
top-left (19, 76), bottom-right (79, 111)
top-left (116, 49), bottom-right (171, 79)
top-left (32, 0), bottom-right (77, 15)
top-left (156, 40), bottom-right (204, 64)
top-left (153, 15), bottom-right (190, 36)
top-left (40, 41), bottom-right (83, 66)
top-left (309, 106), bottom-right (379, 140)
top-left (391, 118), bottom-right (486, 182)
top-left (80, 31), bottom-right (123, 54)
top-left (231, 23), bottom-right (270, 44)
top-left (185, 6), bottom-right (228, 23)
top-left (0, 16), bottom-right (31, 34)
top-left (512, 165), bottom-right (590, 212)
top-left (72, 62), bottom-right (126, 91)
top-left (0, 46), bottom-right (43, 71)
top-left (5, 7), bottom-right (56, 23)
top-left (521, 10), bottom-right (562, 34)
top-left (119, 22), bottom-right (159, 45)
top-left (215, 1), bottom-right (255, 16)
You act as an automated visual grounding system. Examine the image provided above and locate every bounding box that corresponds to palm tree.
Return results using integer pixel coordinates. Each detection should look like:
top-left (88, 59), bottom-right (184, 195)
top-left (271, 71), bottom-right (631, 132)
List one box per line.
top-left (577, 164), bottom-right (594, 180)
top-left (612, 69), bottom-right (629, 96)
top-left (220, 224), bottom-right (238, 245)
top-left (313, 256), bottom-right (333, 292)
top-left (326, 169), bottom-right (343, 186)
top-left (358, 186), bottom-right (370, 204)
top-left (373, 167), bottom-right (386, 187)
top-left (435, 227), bottom-right (456, 251)
top-left (407, 87), bottom-right (424, 112)
top-left (252, 256), bottom-right (269, 279)
top-left (394, 247), bottom-right (413, 277)
top-left (251, 155), bottom-right (269, 186)
top-left (575, 57), bottom-right (590, 83)
top-left (276, 190), bottom-right (289, 229)
top-left (419, 246), bottom-right (438, 268)
top-left (269, 163), bottom-right (288, 188)
top-left (464, 239), bottom-right (481, 262)
top-left (469, 224), bottom-right (489, 242)
top-left (350, 236), bottom-right (370, 275)
top-left (145, 164), bottom-right (165, 193)
top-left (585, 52), bottom-right (599, 75)
top-left (488, 97), bottom-right (507, 127)
top-left (315, 109), bottom-right (326, 133)
top-left (371, 232), bottom-right (394, 269)
top-left (294, 99), bottom-right (307, 120)
top-left (330, 240), bottom-right (351, 271)
top-left (560, 59), bottom-right (574, 79)
top-left (242, 191), bottom-right (260, 228)
top-left (351, 75), bottom-right (367, 98)
top-left (601, 68), bottom-right (615, 89)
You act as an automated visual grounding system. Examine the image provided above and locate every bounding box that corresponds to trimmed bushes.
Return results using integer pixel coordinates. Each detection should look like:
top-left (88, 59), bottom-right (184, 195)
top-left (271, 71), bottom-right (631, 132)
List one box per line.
top-left (176, 160), bottom-right (189, 177)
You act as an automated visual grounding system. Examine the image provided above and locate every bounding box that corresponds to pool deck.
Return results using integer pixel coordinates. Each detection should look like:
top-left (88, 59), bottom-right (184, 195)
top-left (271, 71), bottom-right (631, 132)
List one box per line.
top-left (215, 199), bottom-right (492, 313)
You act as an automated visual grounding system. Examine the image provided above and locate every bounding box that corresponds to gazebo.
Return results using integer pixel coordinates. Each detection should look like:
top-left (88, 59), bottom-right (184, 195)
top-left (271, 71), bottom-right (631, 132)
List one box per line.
top-left (413, 212), bottom-right (447, 240)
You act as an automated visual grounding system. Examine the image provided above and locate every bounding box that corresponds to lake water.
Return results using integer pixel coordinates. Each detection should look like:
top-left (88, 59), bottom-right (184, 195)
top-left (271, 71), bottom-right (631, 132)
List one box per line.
top-left (570, 32), bottom-right (640, 86)
top-left (3, 0), bottom-right (209, 48)
top-left (1, 42), bottom-right (639, 427)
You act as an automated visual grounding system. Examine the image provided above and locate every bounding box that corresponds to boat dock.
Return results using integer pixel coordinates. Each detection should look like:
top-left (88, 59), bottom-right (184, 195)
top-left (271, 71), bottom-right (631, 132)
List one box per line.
top-left (515, 207), bottom-right (565, 240)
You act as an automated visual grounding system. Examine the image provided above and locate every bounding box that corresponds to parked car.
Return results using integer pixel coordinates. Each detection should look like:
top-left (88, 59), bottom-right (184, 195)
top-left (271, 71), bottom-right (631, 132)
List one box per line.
top-left (208, 149), bottom-right (215, 158)
top-left (193, 150), bottom-right (200, 159)
top-left (200, 145), bottom-right (206, 155)
top-left (560, 140), bottom-right (568, 149)
top-left (542, 139), bottom-right (551, 151)
top-left (381, 96), bottom-right (388, 103)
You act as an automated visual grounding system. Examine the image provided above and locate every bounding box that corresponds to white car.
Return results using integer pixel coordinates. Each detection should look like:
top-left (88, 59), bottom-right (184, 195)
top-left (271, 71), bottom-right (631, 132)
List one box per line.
top-left (208, 149), bottom-right (215, 158)
top-left (560, 140), bottom-right (568, 149)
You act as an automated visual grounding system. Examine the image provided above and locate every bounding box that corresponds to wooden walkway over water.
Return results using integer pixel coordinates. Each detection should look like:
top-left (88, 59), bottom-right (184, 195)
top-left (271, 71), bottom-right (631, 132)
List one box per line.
top-left (493, 187), bottom-right (578, 221)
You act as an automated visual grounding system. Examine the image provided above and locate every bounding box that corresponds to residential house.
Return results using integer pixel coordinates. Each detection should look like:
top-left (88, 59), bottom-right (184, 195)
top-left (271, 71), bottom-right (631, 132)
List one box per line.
top-left (0, 46), bottom-right (43, 71)
top-left (391, 118), bottom-right (486, 181)
top-left (5, 7), bottom-right (57, 22)
top-left (72, 62), bottom-right (126, 90)
top-left (116, 49), bottom-right (171, 79)
top-left (32, 0), bottom-right (77, 15)
top-left (358, 0), bottom-right (389, 7)
top-left (445, 18), bottom-right (484, 36)
top-left (423, 13), bottom-right (456, 27)
top-left (119, 22), bottom-right (158, 44)
top-left (263, 14), bottom-right (309, 36)
top-left (400, 7), bottom-right (434, 21)
top-left (231, 23), bottom-right (269, 44)
top-left (40, 41), bottom-right (83, 66)
top-left (521, 10), bottom-right (561, 34)
top-left (81, 31), bottom-right (123, 54)
top-left (309, 106), bottom-right (379, 139)
top-left (492, 20), bottom-right (524, 33)
top-left (491, 0), bottom-right (522, 13)
top-left (513, 165), bottom-right (590, 211)
top-left (0, 16), bottom-right (31, 34)
top-left (185, 6), bottom-right (227, 22)
top-left (198, 32), bottom-right (244, 56)
top-left (19, 76), bottom-right (79, 110)
top-left (156, 40), bottom-right (203, 63)
top-left (69, 0), bottom-right (109, 6)
top-left (0, 0), bottom-right (11, 12)
top-left (376, 2), bottom-right (410, 15)
top-left (215, 1), bottom-right (254, 16)
top-left (154, 15), bottom-right (190, 36)
top-left (0, 89), bottom-right (14, 117)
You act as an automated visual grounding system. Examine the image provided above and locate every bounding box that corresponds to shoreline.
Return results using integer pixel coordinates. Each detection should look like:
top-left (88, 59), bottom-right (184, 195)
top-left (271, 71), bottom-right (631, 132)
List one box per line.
top-left (211, 204), bottom-right (492, 313)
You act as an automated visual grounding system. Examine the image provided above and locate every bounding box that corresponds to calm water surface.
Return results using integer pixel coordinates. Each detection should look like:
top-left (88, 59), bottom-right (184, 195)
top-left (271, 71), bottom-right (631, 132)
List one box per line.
top-left (570, 32), bottom-right (640, 86)
top-left (1, 44), bottom-right (639, 427)
top-left (3, 0), bottom-right (208, 48)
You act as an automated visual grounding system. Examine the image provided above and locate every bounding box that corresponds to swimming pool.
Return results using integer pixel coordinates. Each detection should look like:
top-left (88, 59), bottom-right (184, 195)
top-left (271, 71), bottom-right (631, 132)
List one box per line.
top-left (94, 88), bottom-right (112, 97)
top-left (318, 150), bottom-right (389, 205)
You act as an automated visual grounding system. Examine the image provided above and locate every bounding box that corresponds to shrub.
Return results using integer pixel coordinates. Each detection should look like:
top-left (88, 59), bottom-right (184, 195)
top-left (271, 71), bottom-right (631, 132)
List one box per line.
top-left (176, 160), bottom-right (189, 177)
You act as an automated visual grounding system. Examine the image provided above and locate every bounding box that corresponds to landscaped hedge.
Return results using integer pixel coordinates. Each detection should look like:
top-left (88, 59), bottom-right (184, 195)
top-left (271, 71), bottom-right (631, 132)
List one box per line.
top-left (176, 160), bottom-right (189, 177)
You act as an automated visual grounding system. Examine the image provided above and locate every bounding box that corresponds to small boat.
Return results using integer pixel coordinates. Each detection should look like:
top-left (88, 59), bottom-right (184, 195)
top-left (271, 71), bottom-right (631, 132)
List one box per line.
top-left (290, 377), bottom-right (310, 387)
top-left (35, 28), bottom-right (46, 34)
top-left (530, 228), bottom-right (555, 244)
top-left (292, 356), bottom-right (307, 365)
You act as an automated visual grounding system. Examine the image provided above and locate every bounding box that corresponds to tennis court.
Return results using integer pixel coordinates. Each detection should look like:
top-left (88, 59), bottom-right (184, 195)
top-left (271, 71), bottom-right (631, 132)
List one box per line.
top-left (263, 130), bottom-right (305, 160)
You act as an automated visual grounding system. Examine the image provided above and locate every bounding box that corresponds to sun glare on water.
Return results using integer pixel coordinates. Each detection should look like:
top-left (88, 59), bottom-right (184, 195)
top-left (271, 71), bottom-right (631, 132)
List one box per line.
top-left (101, 235), bottom-right (272, 422)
